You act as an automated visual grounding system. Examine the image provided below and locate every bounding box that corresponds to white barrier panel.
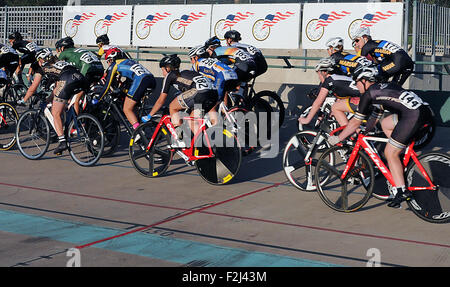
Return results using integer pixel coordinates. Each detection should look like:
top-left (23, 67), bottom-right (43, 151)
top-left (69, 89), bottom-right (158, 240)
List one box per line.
top-left (132, 5), bottom-right (212, 47)
top-left (62, 5), bottom-right (132, 46)
top-left (211, 4), bottom-right (301, 49)
top-left (302, 2), bottom-right (403, 50)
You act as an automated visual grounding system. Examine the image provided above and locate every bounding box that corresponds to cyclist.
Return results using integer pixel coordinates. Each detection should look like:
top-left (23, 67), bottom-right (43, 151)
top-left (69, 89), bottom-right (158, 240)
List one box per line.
top-left (96, 47), bottom-right (156, 130)
top-left (8, 31), bottom-right (40, 85)
top-left (299, 57), bottom-right (360, 127)
top-left (95, 34), bottom-right (131, 60)
top-left (328, 65), bottom-right (433, 208)
top-left (352, 27), bottom-right (414, 86)
top-left (28, 48), bottom-right (89, 155)
top-left (224, 30), bottom-right (268, 78)
top-left (0, 43), bottom-right (20, 79)
top-left (141, 54), bottom-right (218, 145)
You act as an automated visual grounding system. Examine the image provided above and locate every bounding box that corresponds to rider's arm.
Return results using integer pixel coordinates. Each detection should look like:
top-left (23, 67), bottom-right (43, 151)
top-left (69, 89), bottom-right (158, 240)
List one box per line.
top-left (98, 62), bottom-right (118, 100)
top-left (337, 117), bottom-right (362, 141)
top-left (22, 73), bottom-right (42, 102)
top-left (148, 72), bottom-right (173, 116)
top-left (149, 92), bottom-right (169, 116)
top-left (300, 87), bottom-right (328, 124)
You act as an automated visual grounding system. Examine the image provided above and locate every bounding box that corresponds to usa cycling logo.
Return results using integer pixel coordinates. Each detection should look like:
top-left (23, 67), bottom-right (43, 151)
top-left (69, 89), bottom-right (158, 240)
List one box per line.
top-left (64, 12), bottom-right (96, 38)
top-left (348, 11), bottom-right (397, 39)
top-left (135, 12), bottom-right (171, 40)
top-left (214, 12), bottom-right (254, 40)
top-left (253, 11), bottom-right (295, 41)
top-left (94, 12), bottom-right (128, 37)
top-left (169, 12), bottom-right (207, 40)
top-left (305, 11), bottom-right (351, 42)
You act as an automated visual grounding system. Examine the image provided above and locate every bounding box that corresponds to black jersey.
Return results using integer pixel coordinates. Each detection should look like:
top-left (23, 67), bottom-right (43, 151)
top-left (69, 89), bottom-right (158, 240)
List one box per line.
top-left (0, 44), bottom-right (19, 75)
top-left (321, 74), bottom-right (360, 99)
top-left (360, 40), bottom-right (410, 64)
top-left (12, 40), bottom-right (39, 55)
top-left (330, 51), bottom-right (373, 76)
top-left (31, 60), bottom-right (79, 88)
top-left (161, 70), bottom-right (214, 94)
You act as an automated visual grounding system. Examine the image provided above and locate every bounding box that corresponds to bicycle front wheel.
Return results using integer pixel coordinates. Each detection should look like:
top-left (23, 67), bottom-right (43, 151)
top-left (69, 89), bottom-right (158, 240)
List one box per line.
top-left (406, 152), bottom-right (450, 223)
top-left (16, 110), bottom-right (50, 160)
top-left (315, 145), bottom-right (374, 212)
top-left (67, 113), bottom-right (104, 167)
top-left (0, 102), bottom-right (19, 151)
top-left (195, 127), bottom-right (242, 185)
top-left (253, 90), bottom-right (285, 126)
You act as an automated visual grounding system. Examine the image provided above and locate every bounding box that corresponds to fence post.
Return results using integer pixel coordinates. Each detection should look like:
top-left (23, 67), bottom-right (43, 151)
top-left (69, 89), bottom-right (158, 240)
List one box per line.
top-left (431, 4), bottom-right (436, 74)
top-left (3, 6), bottom-right (7, 43)
top-left (403, 0), bottom-right (409, 51)
top-left (412, 0), bottom-right (417, 63)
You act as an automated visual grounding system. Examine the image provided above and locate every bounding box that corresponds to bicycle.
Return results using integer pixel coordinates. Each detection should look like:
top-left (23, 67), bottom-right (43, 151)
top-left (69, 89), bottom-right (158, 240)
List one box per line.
top-left (15, 90), bottom-right (105, 167)
top-left (0, 102), bottom-right (19, 151)
top-left (128, 109), bottom-right (242, 185)
top-left (1, 78), bottom-right (27, 105)
top-left (314, 129), bottom-right (450, 224)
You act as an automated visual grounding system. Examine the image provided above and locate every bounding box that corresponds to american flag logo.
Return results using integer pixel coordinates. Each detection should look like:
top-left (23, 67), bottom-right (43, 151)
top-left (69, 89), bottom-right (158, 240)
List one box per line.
top-left (71, 12), bottom-right (96, 28)
top-left (360, 11), bottom-right (397, 27)
top-left (223, 12), bottom-right (254, 29)
top-left (177, 12), bottom-right (207, 29)
top-left (143, 12), bottom-right (171, 28)
top-left (102, 12), bottom-right (128, 28)
top-left (262, 11), bottom-right (295, 30)
top-left (316, 11), bottom-right (351, 29)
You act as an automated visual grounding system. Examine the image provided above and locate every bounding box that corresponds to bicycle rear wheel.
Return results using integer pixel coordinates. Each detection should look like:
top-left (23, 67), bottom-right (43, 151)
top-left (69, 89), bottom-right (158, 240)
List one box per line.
top-left (195, 126), bottom-right (242, 185)
top-left (0, 103), bottom-right (18, 151)
top-left (405, 152), bottom-right (450, 223)
top-left (98, 111), bottom-right (121, 157)
top-left (250, 97), bottom-right (275, 144)
top-left (315, 145), bottom-right (375, 212)
top-left (16, 110), bottom-right (50, 160)
top-left (253, 90), bottom-right (285, 126)
top-left (129, 121), bottom-right (173, 178)
top-left (67, 113), bottom-right (104, 167)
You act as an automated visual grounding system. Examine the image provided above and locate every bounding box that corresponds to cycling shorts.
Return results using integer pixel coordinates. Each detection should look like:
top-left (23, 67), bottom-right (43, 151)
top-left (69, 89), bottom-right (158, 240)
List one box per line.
top-left (53, 71), bottom-right (89, 101)
top-left (345, 97), bottom-right (360, 114)
top-left (177, 88), bottom-right (218, 113)
top-left (234, 60), bottom-right (257, 83)
top-left (85, 69), bottom-right (104, 86)
top-left (126, 74), bottom-right (156, 103)
top-left (388, 104), bottom-right (433, 149)
top-left (379, 54), bottom-right (414, 86)
top-left (215, 71), bottom-right (239, 100)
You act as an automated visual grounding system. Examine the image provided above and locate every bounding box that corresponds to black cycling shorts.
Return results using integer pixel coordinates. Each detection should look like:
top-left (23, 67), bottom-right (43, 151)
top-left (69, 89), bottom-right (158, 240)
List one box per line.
top-left (234, 61), bottom-right (257, 83)
top-left (54, 71), bottom-right (89, 101)
top-left (85, 70), bottom-right (104, 86)
top-left (380, 54), bottom-right (414, 86)
top-left (177, 88), bottom-right (218, 113)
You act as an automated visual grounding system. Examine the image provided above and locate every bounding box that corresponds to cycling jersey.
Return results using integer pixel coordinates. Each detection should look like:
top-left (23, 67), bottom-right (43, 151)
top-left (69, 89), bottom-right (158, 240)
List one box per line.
top-left (213, 46), bottom-right (256, 83)
top-left (97, 45), bottom-right (131, 60)
top-left (99, 59), bottom-right (156, 103)
top-left (162, 70), bottom-right (218, 112)
top-left (360, 40), bottom-right (414, 86)
top-left (11, 39), bottom-right (40, 65)
top-left (58, 47), bottom-right (104, 85)
top-left (31, 60), bottom-right (88, 101)
top-left (0, 44), bottom-right (19, 76)
top-left (192, 57), bottom-right (238, 100)
top-left (230, 42), bottom-right (268, 77)
top-left (355, 82), bottom-right (432, 148)
top-left (330, 51), bottom-right (373, 76)
top-left (321, 74), bottom-right (360, 99)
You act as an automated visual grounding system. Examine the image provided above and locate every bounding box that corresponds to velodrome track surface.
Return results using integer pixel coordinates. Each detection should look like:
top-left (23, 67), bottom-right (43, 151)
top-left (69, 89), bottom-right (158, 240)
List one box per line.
top-left (0, 114), bottom-right (449, 267)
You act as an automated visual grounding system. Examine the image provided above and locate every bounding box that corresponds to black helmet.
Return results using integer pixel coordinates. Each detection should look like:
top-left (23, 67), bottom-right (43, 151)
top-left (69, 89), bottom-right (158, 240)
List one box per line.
top-left (159, 54), bottom-right (181, 69)
top-left (204, 36), bottom-right (221, 48)
top-left (96, 34), bottom-right (109, 45)
top-left (8, 31), bottom-right (23, 41)
top-left (55, 37), bottom-right (74, 49)
top-left (224, 30), bottom-right (241, 42)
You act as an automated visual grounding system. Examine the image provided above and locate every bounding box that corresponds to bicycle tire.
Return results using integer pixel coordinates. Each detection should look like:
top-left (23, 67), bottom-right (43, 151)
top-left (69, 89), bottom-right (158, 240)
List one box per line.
top-left (283, 130), bottom-right (333, 191)
top-left (250, 97), bottom-right (275, 144)
top-left (3, 83), bottom-right (27, 105)
top-left (0, 102), bottom-right (18, 151)
top-left (315, 145), bottom-right (375, 212)
top-left (195, 126), bottom-right (242, 185)
top-left (99, 111), bottom-right (121, 157)
top-left (405, 152), bottom-right (450, 223)
top-left (253, 90), bottom-right (285, 126)
top-left (16, 110), bottom-right (50, 160)
top-left (67, 113), bottom-right (104, 167)
top-left (129, 121), bottom-right (173, 178)
top-left (413, 117), bottom-right (436, 150)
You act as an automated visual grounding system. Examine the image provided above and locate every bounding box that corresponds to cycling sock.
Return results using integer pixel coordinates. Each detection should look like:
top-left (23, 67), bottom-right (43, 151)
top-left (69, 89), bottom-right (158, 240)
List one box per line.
top-left (132, 122), bottom-right (139, 129)
top-left (58, 135), bottom-right (66, 143)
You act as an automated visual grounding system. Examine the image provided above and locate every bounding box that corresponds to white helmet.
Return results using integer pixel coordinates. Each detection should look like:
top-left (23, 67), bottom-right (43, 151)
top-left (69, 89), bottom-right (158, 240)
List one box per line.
top-left (188, 45), bottom-right (206, 58)
top-left (315, 57), bottom-right (336, 72)
top-left (326, 37), bottom-right (344, 49)
top-left (36, 48), bottom-right (53, 61)
top-left (352, 65), bottom-right (379, 82)
top-left (352, 27), bottom-right (371, 40)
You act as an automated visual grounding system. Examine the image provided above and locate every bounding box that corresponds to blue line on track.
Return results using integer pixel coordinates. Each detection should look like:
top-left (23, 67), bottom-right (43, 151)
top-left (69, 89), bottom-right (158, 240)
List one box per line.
top-left (0, 209), bottom-right (340, 267)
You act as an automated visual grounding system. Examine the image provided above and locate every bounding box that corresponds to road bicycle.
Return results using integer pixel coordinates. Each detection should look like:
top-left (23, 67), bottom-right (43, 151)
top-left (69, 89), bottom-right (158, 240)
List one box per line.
top-left (0, 102), bottom-right (19, 151)
top-left (1, 79), bottom-right (28, 105)
top-left (15, 91), bottom-right (105, 167)
top-left (314, 128), bottom-right (450, 224)
top-left (128, 109), bottom-right (242, 185)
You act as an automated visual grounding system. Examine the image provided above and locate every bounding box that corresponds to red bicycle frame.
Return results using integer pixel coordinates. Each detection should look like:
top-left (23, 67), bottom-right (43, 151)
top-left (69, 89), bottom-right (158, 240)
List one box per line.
top-left (340, 133), bottom-right (437, 192)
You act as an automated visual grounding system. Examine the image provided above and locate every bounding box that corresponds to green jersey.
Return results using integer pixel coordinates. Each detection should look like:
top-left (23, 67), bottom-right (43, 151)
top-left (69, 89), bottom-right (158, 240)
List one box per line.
top-left (58, 47), bottom-right (104, 76)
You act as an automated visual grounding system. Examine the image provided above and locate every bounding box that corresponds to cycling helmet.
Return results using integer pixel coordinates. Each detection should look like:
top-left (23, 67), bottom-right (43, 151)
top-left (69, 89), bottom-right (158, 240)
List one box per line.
top-left (159, 54), bottom-right (181, 69)
top-left (96, 34), bottom-right (110, 45)
top-left (224, 30), bottom-right (241, 42)
top-left (352, 27), bottom-right (371, 40)
top-left (352, 65), bottom-right (379, 82)
top-left (315, 57), bottom-right (336, 72)
top-left (105, 47), bottom-right (124, 61)
top-left (8, 31), bottom-right (23, 41)
top-left (326, 37), bottom-right (344, 49)
top-left (35, 48), bottom-right (53, 61)
top-left (204, 36), bottom-right (221, 48)
top-left (188, 45), bottom-right (207, 58)
top-left (55, 37), bottom-right (74, 49)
